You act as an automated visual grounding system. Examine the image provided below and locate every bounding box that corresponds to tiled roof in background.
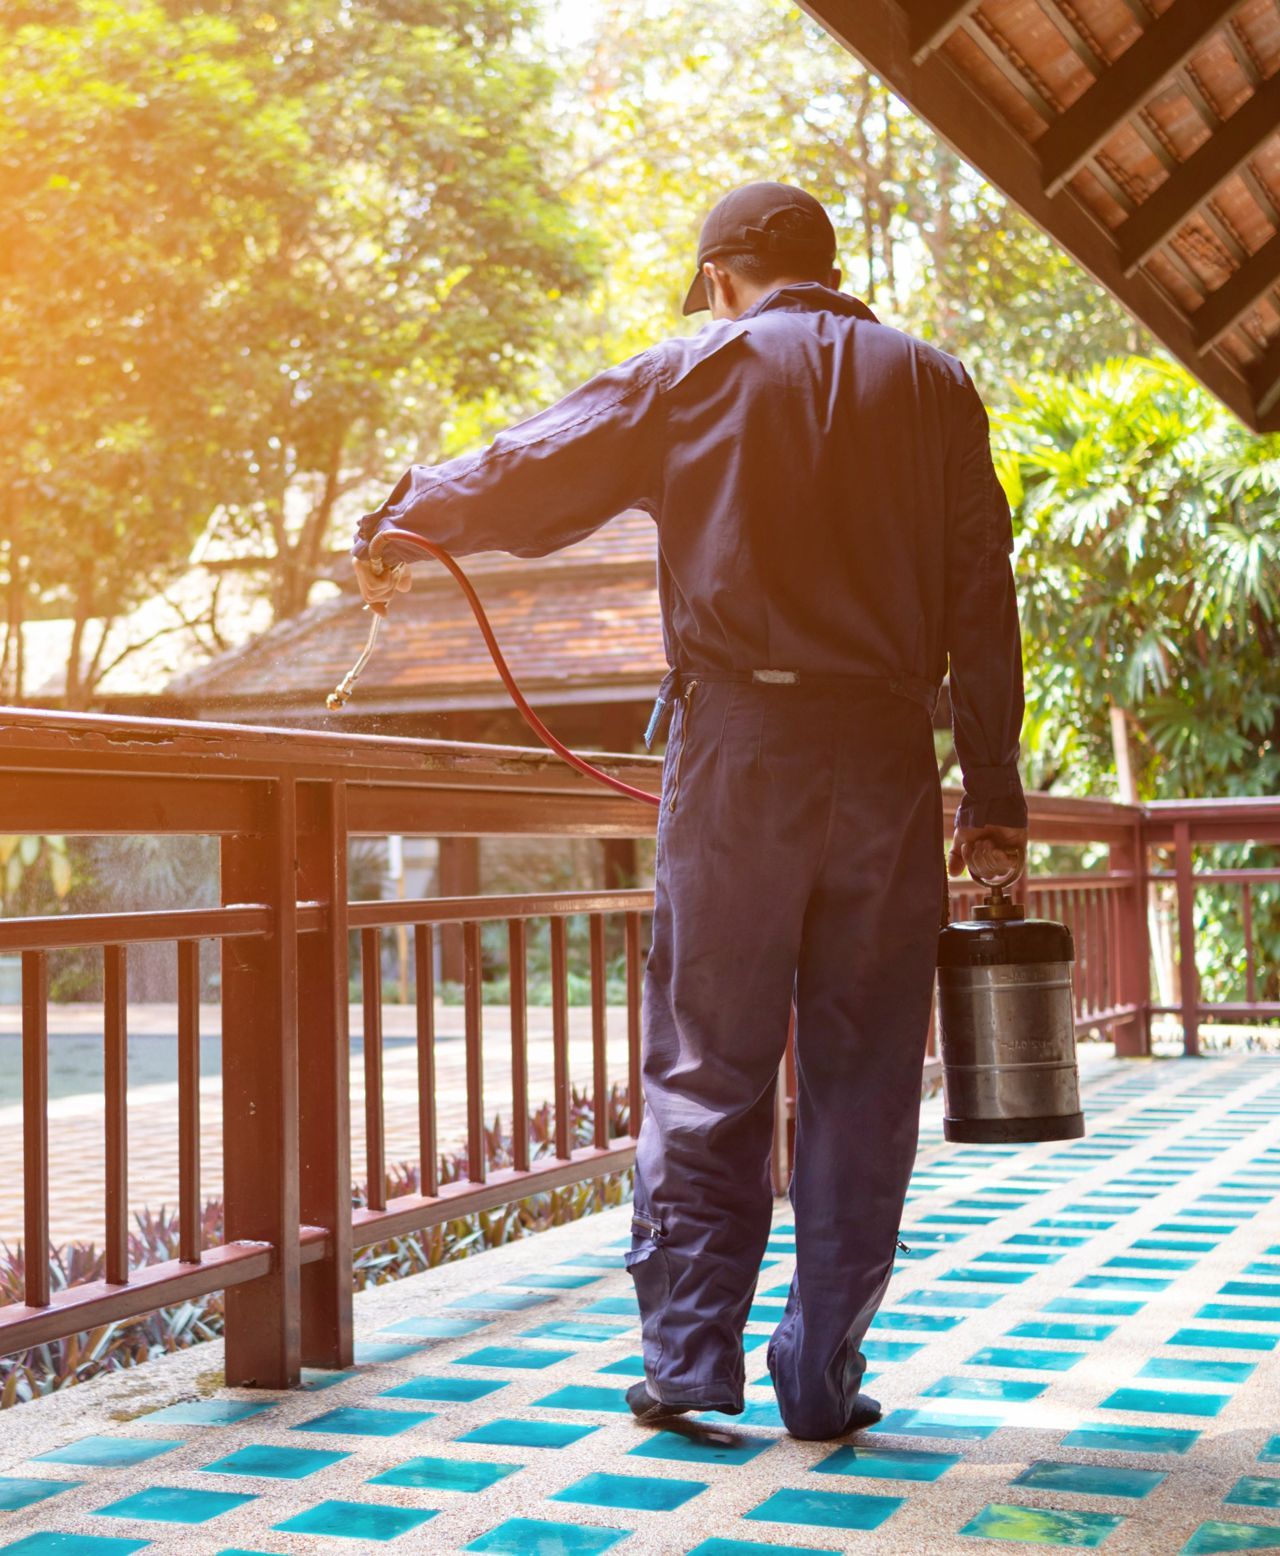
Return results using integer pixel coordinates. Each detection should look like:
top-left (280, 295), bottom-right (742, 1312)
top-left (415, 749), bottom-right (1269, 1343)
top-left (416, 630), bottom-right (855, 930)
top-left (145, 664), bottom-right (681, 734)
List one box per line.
top-left (172, 511), bottom-right (666, 715)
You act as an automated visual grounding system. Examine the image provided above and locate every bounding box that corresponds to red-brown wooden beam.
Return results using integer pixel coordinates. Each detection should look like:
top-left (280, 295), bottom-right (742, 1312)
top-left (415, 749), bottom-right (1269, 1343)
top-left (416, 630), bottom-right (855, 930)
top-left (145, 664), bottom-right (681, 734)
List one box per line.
top-left (103, 945), bottom-right (129, 1285)
top-left (1038, 0), bottom-right (1247, 198)
top-left (297, 779), bottom-right (354, 1371)
top-left (1193, 229), bottom-right (1280, 351)
top-left (1118, 71), bottom-right (1280, 276)
top-left (905, 0), bottom-right (982, 65)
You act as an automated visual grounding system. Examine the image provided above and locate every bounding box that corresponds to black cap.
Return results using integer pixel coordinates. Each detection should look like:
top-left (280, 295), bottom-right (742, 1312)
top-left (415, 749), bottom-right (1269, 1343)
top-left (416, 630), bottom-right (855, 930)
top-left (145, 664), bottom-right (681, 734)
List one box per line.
top-left (682, 182), bottom-right (837, 316)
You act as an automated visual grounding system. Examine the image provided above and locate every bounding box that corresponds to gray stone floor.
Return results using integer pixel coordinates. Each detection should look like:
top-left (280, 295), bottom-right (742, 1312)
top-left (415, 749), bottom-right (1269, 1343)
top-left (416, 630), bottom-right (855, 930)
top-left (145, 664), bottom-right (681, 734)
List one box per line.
top-left (2, 1052), bottom-right (1279, 1555)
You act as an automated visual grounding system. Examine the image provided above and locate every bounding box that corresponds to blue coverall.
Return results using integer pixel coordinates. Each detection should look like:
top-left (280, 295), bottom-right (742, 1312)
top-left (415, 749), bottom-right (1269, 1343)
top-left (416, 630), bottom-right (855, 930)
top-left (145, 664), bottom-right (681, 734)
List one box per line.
top-left (355, 283), bottom-right (1027, 1439)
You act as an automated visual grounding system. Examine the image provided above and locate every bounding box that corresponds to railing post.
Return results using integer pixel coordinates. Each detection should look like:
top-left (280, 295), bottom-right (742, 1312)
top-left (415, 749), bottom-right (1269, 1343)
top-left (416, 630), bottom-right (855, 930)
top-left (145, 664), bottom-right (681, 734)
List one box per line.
top-left (297, 779), bottom-right (353, 1371)
top-left (220, 777), bottom-right (301, 1387)
top-left (1173, 820), bottom-right (1200, 1057)
top-left (1109, 823), bottom-right (1151, 1056)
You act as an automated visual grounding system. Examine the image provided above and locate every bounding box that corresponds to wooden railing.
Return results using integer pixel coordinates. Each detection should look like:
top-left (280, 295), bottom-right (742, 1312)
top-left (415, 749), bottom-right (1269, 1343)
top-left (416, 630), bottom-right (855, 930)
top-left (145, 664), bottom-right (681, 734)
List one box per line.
top-left (0, 707), bottom-right (1276, 1385)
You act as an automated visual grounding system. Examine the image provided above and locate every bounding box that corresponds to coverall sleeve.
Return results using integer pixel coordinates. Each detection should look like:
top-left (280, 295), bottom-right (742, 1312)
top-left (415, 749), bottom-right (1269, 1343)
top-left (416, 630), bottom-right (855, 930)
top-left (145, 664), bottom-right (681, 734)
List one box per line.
top-left (945, 377), bottom-right (1028, 831)
top-left (352, 350), bottom-right (666, 563)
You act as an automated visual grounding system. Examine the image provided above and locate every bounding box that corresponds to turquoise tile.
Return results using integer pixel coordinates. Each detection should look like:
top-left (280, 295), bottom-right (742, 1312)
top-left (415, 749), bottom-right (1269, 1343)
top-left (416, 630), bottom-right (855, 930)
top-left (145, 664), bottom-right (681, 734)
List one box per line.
top-left (877, 1408), bottom-right (1002, 1441)
top-left (465, 1519), bottom-right (629, 1554)
top-left (533, 1386), bottom-right (631, 1414)
top-left (1180, 1521), bottom-right (1280, 1553)
top-left (510, 1272), bottom-right (601, 1289)
top-left (560, 1253), bottom-right (625, 1269)
top-left (1063, 1423), bottom-right (1200, 1455)
top-left (899, 1288), bottom-right (1003, 1310)
top-left (1261, 1437), bottom-right (1280, 1463)
top-left (520, 1321), bottom-right (629, 1342)
top-left (813, 1446), bottom-right (958, 1482)
top-left (1159, 1224), bottom-right (1236, 1236)
top-left (862, 1339), bottom-right (924, 1363)
top-left (921, 1374), bottom-right (1045, 1402)
top-left (369, 1456), bottom-right (521, 1492)
top-left (380, 1376), bottom-right (507, 1404)
top-left (1105, 1255), bottom-right (1195, 1270)
top-left (1007, 1234), bottom-right (1088, 1248)
top-left (457, 1420), bottom-right (597, 1449)
top-left (959, 1502), bottom-right (1122, 1546)
top-left (628, 1430), bottom-right (773, 1466)
top-left (0, 1479), bottom-right (82, 1512)
top-left (745, 1487), bottom-right (902, 1530)
top-left (1135, 1240), bottom-right (1218, 1253)
top-left (200, 1445), bottom-right (348, 1479)
top-left (96, 1486), bottom-right (256, 1523)
top-left (0, 1539), bottom-right (150, 1554)
top-left (293, 1406), bottom-right (432, 1436)
top-left (1139, 1357), bottom-right (1255, 1385)
top-left (966, 1347), bottom-right (1083, 1372)
top-left (142, 1400), bottom-right (274, 1427)
top-left (1074, 1274), bottom-right (1171, 1293)
top-left (1101, 1387), bottom-right (1228, 1418)
top-left (273, 1499), bottom-right (439, 1541)
top-left (579, 1297), bottom-right (640, 1317)
top-left (1170, 1329), bottom-right (1276, 1352)
top-left (353, 1342), bottom-right (424, 1364)
top-left (701, 1401), bottom-right (785, 1429)
top-left (449, 1291), bottom-right (552, 1312)
top-left (1221, 1282), bottom-right (1280, 1299)
top-left (456, 1346), bottom-right (573, 1371)
top-left (938, 1267), bottom-right (1032, 1285)
top-left (34, 1438), bottom-right (183, 1468)
top-left (869, 1311), bottom-right (962, 1333)
top-left (1244, 1263), bottom-right (1280, 1277)
top-left (552, 1470), bottom-right (705, 1512)
top-left (1044, 1296), bottom-right (1144, 1317)
top-left (1012, 1461), bottom-right (1164, 1498)
top-left (898, 1229), bottom-right (968, 1244)
top-left (1198, 1304), bottom-right (1280, 1324)
top-left (919, 1213), bottom-right (996, 1225)
top-left (597, 1355), bottom-right (647, 1377)
top-left (302, 1367), bottom-right (353, 1388)
top-left (1008, 1321), bottom-right (1117, 1342)
top-left (1035, 1217), bottom-right (1117, 1231)
top-left (976, 1251), bottom-right (1061, 1266)
top-left (1225, 1478), bottom-right (1280, 1508)
top-left (380, 1315), bottom-right (489, 1338)
top-left (687, 1542), bottom-right (838, 1556)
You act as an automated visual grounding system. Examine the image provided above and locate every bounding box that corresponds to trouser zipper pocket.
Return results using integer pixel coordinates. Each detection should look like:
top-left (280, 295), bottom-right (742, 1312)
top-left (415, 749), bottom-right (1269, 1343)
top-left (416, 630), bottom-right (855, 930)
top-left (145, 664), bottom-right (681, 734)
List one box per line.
top-left (667, 680), bottom-right (698, 813)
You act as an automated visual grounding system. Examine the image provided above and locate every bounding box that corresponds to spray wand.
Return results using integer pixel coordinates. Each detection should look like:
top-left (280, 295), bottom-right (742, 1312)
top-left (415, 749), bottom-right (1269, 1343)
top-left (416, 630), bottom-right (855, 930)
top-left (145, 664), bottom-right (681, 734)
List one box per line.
top-left (327, 526), bottom-right (661, 810)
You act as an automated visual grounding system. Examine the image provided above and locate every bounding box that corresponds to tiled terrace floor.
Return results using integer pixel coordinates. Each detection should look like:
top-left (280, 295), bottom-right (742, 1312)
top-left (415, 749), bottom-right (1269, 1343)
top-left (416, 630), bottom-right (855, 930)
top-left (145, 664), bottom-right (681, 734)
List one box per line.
top-left (3, 1053), bottom-right (1280, 1554)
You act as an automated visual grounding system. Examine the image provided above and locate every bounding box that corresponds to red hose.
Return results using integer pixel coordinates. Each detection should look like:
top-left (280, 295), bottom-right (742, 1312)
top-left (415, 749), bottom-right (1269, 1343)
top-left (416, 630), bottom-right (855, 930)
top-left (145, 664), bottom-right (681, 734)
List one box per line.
top-left (370, 526), bottom-right (661, 809)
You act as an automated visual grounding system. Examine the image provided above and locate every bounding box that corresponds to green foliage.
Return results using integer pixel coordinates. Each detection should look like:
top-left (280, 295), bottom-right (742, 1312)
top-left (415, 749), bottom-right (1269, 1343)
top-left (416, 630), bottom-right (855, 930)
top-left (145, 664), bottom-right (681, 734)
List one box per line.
top-left (1, 0), bottom-right (593, 702)
top-left (996, 356), bottom-right (1280, 801)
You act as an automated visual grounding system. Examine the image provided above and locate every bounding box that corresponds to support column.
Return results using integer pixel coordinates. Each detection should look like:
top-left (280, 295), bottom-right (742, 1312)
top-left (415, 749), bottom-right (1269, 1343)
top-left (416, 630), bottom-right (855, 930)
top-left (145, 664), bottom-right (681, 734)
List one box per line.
top-left (1109, 825), bottom-right (1151, 1057)
top-left (297, 779), bottom-right (353, 1370)
top-left (1173, 821), bottom-right (1200, 1057)
top-left (437, 836), bottom-right (480, 985)
top-left (221, 778), bottom-right (301, 1387)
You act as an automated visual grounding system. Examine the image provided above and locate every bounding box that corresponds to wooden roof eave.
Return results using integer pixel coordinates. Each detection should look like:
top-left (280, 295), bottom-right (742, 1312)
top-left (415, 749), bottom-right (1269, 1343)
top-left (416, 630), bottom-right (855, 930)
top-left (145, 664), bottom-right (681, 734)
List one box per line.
top-left (798, 0), bottom-right (1280, 433)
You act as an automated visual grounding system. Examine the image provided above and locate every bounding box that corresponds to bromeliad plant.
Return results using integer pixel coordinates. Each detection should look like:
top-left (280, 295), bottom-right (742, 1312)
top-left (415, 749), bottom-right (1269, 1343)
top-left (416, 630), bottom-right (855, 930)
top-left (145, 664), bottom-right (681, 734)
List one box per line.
top-left (0, 1083), bottom-right (633, 1407)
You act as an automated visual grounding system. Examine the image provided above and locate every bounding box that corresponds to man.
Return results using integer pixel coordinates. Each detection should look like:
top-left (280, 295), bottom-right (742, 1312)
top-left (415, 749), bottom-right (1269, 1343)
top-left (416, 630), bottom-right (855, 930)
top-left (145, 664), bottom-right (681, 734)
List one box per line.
top-left (353, 182), bottom-right (1027, 1441)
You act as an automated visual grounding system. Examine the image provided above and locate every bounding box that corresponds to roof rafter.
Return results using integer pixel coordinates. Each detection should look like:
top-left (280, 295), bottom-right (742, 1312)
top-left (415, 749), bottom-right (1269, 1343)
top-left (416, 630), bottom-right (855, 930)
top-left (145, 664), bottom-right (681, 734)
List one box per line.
top-left (1247, 334), bottom-right (1280, 419)
top-left (1192, 228), bottom-right (1280, 349)
top-left (1037, 0), bottom-right (1247, 197)
top-left (905, 0), bottom-right (984, 65)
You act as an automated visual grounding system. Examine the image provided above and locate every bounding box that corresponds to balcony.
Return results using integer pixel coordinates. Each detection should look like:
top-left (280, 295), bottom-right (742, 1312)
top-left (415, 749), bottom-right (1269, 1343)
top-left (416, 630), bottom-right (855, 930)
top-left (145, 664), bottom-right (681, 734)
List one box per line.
top-left (0, 706), bottom-right (1277, 1553)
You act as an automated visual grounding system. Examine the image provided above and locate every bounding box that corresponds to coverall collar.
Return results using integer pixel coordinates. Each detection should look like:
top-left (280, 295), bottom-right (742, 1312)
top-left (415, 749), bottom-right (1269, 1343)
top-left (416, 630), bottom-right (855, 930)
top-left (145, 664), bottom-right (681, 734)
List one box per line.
top-left (735, 282), bottom-right (880, 325)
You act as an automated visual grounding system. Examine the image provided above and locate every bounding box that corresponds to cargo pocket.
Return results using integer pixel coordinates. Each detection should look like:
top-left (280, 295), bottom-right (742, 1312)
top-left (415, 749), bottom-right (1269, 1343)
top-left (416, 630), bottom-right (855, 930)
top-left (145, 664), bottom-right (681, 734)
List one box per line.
top-left (624, 1210), bottom-right (672, 1346)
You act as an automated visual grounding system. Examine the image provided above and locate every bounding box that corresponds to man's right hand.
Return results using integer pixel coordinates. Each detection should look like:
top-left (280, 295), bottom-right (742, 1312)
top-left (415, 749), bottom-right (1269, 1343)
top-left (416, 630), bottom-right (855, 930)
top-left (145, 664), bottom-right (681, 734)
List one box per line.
top-left (948, 824), bottom-right (1029, 881)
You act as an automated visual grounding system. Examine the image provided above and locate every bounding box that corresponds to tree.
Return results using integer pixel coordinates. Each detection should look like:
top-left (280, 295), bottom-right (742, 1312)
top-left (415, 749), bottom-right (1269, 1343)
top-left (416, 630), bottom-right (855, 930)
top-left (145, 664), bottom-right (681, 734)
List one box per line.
top-left (995, 355), bottom-right (1280, 803)
top-left (0, 0), bottom-right (593, 705)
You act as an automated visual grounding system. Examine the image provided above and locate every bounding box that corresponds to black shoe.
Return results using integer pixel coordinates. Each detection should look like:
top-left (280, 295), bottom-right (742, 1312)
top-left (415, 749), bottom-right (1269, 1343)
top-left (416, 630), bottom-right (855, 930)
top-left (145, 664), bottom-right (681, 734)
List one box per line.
top-left (626, 1382), bottom-right (694, 1424)
top-left (784, 1391), bottom-right (884, 1442)
top-left (843, 1392), bottom-right (883, 1433)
